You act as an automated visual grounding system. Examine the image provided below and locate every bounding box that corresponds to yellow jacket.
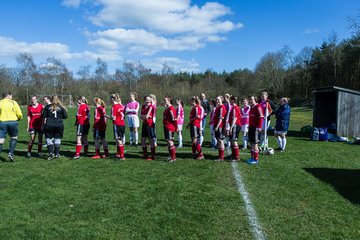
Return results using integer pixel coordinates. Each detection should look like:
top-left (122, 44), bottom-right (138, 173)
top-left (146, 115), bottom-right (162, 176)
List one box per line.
top-left (0, 98), bottom-right (23, 121)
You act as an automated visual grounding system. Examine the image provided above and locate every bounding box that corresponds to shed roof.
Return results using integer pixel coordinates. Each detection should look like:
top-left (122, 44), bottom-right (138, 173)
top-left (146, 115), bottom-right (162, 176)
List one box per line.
top-left (312, 86), bottom-right (360, 96)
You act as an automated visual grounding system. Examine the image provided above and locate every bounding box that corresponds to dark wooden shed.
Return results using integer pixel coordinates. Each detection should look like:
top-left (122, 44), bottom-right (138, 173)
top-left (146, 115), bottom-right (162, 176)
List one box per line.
top-left (313, 86), bottom-right (360, 137)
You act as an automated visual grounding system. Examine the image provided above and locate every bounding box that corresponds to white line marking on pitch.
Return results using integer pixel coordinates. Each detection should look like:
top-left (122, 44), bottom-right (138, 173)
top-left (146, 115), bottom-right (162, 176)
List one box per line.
top-left (231, 162), bottom-right (266, 240)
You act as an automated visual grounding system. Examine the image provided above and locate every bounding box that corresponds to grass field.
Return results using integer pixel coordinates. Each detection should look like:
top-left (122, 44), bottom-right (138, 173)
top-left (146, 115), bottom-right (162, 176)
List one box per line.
top-left (0, 106), bottom-right (359, 239)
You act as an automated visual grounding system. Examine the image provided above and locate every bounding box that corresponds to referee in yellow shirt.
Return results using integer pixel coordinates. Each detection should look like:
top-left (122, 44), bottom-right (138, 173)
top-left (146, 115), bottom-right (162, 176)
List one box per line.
top-left (0, 91), bottom-right (23, 162)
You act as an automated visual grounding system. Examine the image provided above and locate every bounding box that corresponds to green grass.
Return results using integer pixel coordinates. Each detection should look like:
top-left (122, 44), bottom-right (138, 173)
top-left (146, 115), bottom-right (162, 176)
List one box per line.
top-left (0, 106), bottom-right (359, 239)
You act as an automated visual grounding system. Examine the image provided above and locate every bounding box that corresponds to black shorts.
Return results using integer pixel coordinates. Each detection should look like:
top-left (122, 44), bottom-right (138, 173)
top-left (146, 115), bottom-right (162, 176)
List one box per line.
top-left (113, 125), bottom-right (125, 140)
top-left (190, 124), bottom-right (201, 139)
top-left (142, 124), bottom-right (156, 139)
top-left (76, 124), bottom-right (90, 136)
top-left (44, 125), bottom-right (64, 139)
top-left (215, 127), bottom-right (225, 140)
top-left (164, 126), bottom-right (175, 140)
top-left (29, 128), bottom-right (43, 135)
top-left (229, 125), bottom-right (241, 141)
top-left (93, 129), bottom-right (106, 139)
top-left (248, 126), bottom-right (259, 144)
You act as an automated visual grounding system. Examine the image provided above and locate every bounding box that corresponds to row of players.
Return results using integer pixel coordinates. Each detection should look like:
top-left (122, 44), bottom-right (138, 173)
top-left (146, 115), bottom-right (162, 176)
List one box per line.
top-left (0, 91), bottom-right (290, 164)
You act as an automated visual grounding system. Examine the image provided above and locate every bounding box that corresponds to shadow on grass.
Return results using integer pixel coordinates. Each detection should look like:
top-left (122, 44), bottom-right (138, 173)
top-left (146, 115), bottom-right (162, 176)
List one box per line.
top-left (304, 168), bottom-right (360, 205)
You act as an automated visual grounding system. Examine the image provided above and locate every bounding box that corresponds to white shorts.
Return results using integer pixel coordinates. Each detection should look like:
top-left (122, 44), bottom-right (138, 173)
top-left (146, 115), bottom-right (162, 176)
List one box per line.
top-left (127, 115), bottom-right (139, 128)
top-left (241, 124), bottom-right (249, 132)
top-left (177, 124), bottom-right (183, 132)
top-left (274, 130), bottom-right (287, 135)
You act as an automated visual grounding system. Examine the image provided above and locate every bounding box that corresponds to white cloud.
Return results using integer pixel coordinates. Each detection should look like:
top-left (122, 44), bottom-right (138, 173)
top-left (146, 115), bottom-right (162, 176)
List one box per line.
top-left (89, 28), bottom-right (226, 55)
top-left (303, 28), bottom-right (320, 34)
top-left (82, 0), bottom-right (242, 55)
top-left (143, 57), bottom-right (200, 73)
top-left (0, 36), bottom-right (121, 64)
top-left (89, 0), bottom-right (242, 35)
top-left (62, 0), bottom-right (82, 8)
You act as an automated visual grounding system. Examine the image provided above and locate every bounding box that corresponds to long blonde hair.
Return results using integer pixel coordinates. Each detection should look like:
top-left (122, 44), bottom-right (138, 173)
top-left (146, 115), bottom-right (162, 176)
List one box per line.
top-left (110, 93), bottom-right (121, 103)
top-left (78, 96), bottom-right (88, 105)
top-left (50, 95), bottom-right (66, 111)
top-left (94, 97), bottom-right (106, 108)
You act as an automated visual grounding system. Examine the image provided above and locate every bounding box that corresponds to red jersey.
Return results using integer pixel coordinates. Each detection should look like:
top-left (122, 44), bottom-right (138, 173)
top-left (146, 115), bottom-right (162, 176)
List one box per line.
top-left (249, 104), bottom-right (264, 128)
top-left (27, 103), bottom-right (43, 130)
top-left (141, 104), bottom-right (155, 127)
top-left (163, 105), bottom-right (177, 132)
top-left (93, 106), bottom-right (107, 130)
top-left (76, 103), bottom-right (90, 125)
top-left (112, 103), bottom-right (125, 126)
top-left (259, 100), bottom-right (273, 117)
top-left (229, 105), bottom-right (241, 126)
top-left (189, 104), bottom-right (202, 128)
top-left (214, 104), bottom-right (227, 128)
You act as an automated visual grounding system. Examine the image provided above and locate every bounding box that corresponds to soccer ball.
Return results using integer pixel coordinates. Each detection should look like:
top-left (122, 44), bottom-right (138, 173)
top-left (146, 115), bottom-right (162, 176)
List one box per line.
top-left (266, 148), bottom-right (275, 155)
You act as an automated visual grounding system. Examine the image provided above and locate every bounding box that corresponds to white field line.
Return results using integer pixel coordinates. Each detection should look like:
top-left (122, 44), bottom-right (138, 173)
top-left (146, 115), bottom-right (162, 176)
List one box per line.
top-left (231, 162), bottom-right (266, 240)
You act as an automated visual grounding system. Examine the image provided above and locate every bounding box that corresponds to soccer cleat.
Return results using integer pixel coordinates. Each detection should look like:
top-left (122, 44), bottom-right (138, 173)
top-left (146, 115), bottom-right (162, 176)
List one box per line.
top-left (275, 147), bottom-right (282, 151)
top-left (26, 152), bottom-right (31, 158)
top-left (280, 149), bottom-right (285, 153)
top-left (55, 154), bottom-right (60, 158)
top-left (115, 155), bottom-right (125, 161)
top-left (38, 152), bottom-right (43, 157)
top-left (73, 154), bottom-right (80, 159)
top-left (8, 154), bottom-right (14, 162)
top-left (91, 155), bottom-right (101, 159)
top-left (196, 154), bottom-right (204, 160)
top-left (177, 145), bottom-right (183, 148)
top-left (145, 156), bottom-right (153, 161)
top-left (168, 159), bottom-right (176, 163)
top-left (47, 154), bottom-right (55, 161)
top-left (246, 158), bottom-right (258, 165)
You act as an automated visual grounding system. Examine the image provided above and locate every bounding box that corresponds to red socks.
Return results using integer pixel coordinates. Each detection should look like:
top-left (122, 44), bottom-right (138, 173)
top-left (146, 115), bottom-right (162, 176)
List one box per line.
top-left (232, 146), bottom-right (240, 160)
top-left (219, 148), bottom-right (225, 160)
top-left (75, 144), bottom-right (82, 155)
top-left (169, 145), bottom-right (176, 160)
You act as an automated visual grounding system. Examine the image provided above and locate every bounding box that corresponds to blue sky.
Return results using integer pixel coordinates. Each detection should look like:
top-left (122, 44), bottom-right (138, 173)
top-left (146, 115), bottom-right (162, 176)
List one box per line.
top-left (0, 0), bottom-right (359, 74)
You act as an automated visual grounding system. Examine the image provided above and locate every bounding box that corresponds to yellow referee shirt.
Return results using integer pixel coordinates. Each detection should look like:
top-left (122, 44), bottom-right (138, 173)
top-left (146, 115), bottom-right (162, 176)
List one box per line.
top-left (0, 98), bottom-right (23, 121)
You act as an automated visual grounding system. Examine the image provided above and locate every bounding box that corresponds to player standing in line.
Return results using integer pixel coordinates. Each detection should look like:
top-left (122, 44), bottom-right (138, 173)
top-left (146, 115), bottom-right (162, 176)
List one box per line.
top-left (187, 96), bottom-right (204, 160)
top-left (175, 98), bottom-right (184, 148)
top-left (141, 96), bottom-right (156, 160)
top-left (259, 92), bottom-right (273, 149)
top-left (163, 96), bottom-right (178, 162)
top-left (214, 96), bottom-right (227, 161)
top-left (42, 96), bottom-right (67, 160)
top-left (26, 95), bottom-right (44, 158)
top-left (209, 99), bottom-right (218, 149)
top-left (229, 96), bottom-right (241, 161)
top-left (92, 97), bottom-right (109, 159)
top-left (73, 96), bottom-right (90, 159)
top-left (247, 96), bottom-right (264, 165)
top-left (224, 93), bottom-right (233, 152)
top-left (149, 94), bottom-right (157, 146)
top-left (125, 92), bottom-right (140, 146)
top-left (240, 98), bottom-right (250, 150)
top-left (108, 93), bottom-right (126, 160)
top-left (199, 93), bottom-right (210, 146)
top-left (0, 91), bottom-right (23, 162)
top-left (272, 97), bottom-right (291, 152)
top-left (198, 103), bottom-right (205, 146)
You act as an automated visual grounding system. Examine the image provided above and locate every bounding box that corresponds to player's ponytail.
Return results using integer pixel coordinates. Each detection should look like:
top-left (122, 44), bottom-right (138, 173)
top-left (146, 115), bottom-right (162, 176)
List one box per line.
top-left (51, 95), bottom-right (66, 111)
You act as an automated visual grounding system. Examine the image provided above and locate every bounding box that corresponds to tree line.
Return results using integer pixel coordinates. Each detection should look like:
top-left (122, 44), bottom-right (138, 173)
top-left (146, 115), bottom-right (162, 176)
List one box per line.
top-left (1, 16), bottom-right (359, 106)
